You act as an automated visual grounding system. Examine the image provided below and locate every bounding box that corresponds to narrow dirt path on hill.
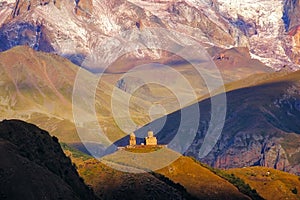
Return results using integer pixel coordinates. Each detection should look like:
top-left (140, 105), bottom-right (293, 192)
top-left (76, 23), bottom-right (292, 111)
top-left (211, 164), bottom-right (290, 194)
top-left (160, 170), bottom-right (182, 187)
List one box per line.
top-left (40, 59), bottom-right (69, 105)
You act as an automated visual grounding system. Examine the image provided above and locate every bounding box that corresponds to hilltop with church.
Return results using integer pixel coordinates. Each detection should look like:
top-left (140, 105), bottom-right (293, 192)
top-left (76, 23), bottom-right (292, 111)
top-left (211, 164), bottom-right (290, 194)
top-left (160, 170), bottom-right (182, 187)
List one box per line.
top-left (121, 131), bottom-right (166, 149)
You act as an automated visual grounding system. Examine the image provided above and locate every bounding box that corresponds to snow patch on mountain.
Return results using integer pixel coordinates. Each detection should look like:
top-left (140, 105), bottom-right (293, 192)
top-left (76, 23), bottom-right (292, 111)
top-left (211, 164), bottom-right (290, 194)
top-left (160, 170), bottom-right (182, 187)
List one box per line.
top-left (217, 0), bottom-right (299, 70)
top-left (0, 0), bottom-right (15, 4)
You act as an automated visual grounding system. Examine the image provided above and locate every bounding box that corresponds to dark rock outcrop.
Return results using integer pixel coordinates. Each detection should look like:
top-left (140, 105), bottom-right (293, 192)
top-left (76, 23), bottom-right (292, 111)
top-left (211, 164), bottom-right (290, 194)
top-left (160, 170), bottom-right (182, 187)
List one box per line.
top-left (0, 119), bottom-right (98, 200)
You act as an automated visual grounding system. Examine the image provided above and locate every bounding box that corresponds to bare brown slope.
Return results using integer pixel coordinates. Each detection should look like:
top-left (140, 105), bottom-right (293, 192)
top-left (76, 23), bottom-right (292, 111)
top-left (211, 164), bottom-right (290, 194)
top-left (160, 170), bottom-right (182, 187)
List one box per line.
top-left (0, 45), bottom-right (75, 118)
top-left (0, 46), bottom-right (152, 144)
top-left (0, 119), bottom-right (98, 200)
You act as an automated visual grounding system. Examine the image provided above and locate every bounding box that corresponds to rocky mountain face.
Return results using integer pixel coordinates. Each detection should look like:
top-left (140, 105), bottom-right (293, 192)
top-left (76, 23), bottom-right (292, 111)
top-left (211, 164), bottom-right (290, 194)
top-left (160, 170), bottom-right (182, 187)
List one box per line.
top-left (200, 79), bottom-right (300, 175)
top-left (203, 82), bottom-right (300, 175)
top-left (0, 119), bottom-right (98, 200)
top-left (284, 0), bottom-right (300, 65)
top-left (214, 0), bottom-right (299, 70)
top-left (0, 0), bottom-right (299, 71)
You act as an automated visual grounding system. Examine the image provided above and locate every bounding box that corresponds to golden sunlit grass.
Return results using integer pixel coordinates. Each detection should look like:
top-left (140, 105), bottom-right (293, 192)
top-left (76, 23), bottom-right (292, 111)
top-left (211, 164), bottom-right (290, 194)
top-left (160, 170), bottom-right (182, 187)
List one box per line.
top-left (157, 156), bottom-right (250, 199)
top-left (63, 145), bottom-right (250, 199)
top-left (228, 167), bottom-right (300, 200)
top-left (124, 146), bottom-right (164, 153)
top-left (63, 147), bottom-right (194, 199)
top-left (62, 143), bottom-right (300, 200)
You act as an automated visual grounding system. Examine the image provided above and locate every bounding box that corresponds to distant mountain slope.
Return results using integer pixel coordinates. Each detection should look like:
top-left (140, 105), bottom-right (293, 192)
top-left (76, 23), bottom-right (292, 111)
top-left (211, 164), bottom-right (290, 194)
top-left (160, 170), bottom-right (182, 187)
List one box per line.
top-left (133, 70), bottom-right (300, 175)
top-left (0, 119), bottom-right (98, 200)
top-left (0, 44), bottom-right (274, 154)
top-left (0, 46), bottom-right (152, 144)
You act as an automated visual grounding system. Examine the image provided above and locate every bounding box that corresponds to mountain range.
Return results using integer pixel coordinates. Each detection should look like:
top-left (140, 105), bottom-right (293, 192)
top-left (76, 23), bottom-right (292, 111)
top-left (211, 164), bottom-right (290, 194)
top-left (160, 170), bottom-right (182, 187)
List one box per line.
top-left (0, 0), bottom-right (300, 199)
top-left (0, 0), bottom-right (300, 70)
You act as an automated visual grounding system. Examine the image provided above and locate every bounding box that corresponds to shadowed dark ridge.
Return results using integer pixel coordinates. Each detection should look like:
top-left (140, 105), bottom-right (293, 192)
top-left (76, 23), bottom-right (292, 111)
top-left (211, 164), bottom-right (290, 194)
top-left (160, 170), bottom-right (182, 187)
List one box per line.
top-left (0, 119), bottom-right (98, 200)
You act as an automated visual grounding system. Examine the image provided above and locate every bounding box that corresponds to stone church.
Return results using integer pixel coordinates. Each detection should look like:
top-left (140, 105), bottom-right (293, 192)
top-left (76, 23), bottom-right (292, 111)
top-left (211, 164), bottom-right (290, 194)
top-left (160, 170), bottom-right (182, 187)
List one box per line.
top-left (145, 131), bottom-right (157, 145)
top-left (128, 131), bottom-right (157, 146)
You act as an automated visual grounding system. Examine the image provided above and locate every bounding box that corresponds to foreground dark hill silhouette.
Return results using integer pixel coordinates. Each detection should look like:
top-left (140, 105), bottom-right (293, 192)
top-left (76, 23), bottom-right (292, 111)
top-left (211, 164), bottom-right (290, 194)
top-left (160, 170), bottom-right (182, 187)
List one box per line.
top-left (0, 119), bottom-right (98, 200)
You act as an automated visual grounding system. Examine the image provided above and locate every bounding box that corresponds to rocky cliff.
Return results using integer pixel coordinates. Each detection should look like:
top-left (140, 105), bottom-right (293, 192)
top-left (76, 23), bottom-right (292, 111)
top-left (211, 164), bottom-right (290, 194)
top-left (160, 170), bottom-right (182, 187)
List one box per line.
top-left (284, 0), bottom-right (300, 65)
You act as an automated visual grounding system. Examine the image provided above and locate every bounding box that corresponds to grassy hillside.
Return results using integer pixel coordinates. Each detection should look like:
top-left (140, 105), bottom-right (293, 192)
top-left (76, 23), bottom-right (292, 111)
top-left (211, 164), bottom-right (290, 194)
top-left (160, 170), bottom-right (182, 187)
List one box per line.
top-left (63, 144), bottom-right (300, 200)
top-left (64, 145), bottom-right (254, 199)
top-left (228, 167), bottom-right (300, 200)
top-left (157, 156), bottom-right (252, 200)
top-left (63, 147), bottom-right (197, 199)
top-left (1, 45), bottom-right (299, 179)
top-left (0, 45), bottom-right (280, 154)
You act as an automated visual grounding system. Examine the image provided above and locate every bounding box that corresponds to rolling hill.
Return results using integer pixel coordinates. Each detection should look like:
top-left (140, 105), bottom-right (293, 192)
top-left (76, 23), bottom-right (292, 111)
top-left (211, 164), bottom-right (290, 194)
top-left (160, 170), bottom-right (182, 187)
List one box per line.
top-left (0, 45), bottom-right (153, 145)
top-left (0, 45), bottom-right (274, 152)
top-left (2, 45), bottom-right (297, 178)
top-left (64, 142), bottom-right (300, 200)
top-left (65, 145), bottom-right (252, 200)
